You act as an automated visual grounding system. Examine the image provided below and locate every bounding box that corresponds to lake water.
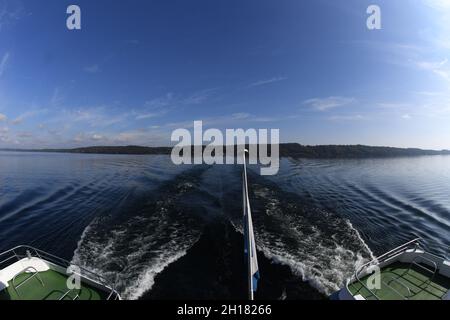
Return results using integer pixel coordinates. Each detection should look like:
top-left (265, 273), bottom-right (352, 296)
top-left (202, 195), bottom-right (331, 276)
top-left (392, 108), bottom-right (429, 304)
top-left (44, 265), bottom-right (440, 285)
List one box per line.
top-left (0, 151), bottom-right (449, 299)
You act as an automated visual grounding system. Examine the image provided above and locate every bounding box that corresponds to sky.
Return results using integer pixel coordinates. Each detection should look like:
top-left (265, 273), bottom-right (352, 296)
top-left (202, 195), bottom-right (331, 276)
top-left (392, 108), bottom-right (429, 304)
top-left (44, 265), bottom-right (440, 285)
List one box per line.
top-left (0, 0), bottom-right (449, 149)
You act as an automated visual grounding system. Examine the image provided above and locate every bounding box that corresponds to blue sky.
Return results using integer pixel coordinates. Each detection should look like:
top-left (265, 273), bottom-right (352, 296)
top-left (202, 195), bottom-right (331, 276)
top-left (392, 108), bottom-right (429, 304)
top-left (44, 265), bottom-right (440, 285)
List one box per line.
top-left (0, 0), bottom-right (449, 149)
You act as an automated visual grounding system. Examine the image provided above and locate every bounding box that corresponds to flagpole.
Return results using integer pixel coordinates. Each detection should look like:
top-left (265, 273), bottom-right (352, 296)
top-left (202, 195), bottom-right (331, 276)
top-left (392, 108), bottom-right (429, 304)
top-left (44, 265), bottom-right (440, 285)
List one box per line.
top-left (243, 149), bottom-right (254, 300)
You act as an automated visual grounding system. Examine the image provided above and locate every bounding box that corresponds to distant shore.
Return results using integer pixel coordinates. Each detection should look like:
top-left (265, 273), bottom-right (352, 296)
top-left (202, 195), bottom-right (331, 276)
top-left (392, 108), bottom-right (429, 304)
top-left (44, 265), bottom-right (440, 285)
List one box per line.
top-left (1, 144), bottom-right (449, 159)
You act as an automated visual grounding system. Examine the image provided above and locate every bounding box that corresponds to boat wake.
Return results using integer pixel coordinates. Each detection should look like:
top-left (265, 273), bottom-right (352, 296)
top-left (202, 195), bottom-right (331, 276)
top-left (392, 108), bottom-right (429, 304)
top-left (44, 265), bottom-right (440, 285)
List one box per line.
top-left (72, 165), bottom-right (375, 299)
top-left (231, 175), bottom-right (375, 296)
top-left (71, 167), bottom-right (211, 300)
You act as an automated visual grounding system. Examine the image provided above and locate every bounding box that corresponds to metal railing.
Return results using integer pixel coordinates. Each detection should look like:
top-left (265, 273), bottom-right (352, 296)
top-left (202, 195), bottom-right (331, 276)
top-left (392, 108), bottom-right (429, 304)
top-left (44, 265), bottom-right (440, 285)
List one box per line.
top-left (59, 288), bottom-right (81, 300)
top-left (348, 238), bottom-right (445, 300)
top-left (382, 275), bottom-right (412, 300)
top-left (0, 245), bottom-right (120, 300)
top-left (12, 266), bottom-right (45, 298)
top-left (403, 255), bottom-right (438, 290)
top-left (349, 238), bottom-right (422, 300)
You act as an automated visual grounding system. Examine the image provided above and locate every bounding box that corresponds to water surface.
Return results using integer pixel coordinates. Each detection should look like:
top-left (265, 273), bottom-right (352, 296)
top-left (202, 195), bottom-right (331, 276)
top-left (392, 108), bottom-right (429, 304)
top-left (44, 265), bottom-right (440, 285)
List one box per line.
top-left (0, 151), bottom-right (448, 299)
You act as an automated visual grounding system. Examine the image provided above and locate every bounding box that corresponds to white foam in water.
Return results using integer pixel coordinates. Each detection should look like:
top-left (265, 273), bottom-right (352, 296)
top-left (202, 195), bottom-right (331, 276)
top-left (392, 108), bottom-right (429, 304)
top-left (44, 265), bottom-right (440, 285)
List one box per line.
top-left (237, 184), bottom-right (376, 296)
top-left (71, 179), bottom-right (204, 300)
top-left (72, 217), bottom-right (201, 300)
top-left (345, 220), bottom-right (376, 261)
top-left (121, 248), bottom-right (190, 300)
top-left (256, 226), bottom-right (372, 295)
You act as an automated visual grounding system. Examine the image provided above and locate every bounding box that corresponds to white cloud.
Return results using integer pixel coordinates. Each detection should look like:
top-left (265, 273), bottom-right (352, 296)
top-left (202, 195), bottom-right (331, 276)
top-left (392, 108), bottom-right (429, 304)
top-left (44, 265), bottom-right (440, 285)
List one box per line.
top-left (303, 96), bottom-right (356, 111)
top-left (11, 116), bottom-right (23, 125)
top-left (92, 134), bottom-right (104, 141)
top-left (73, 133), bottom-right (85, 143)
top-left (248, 77), bottom-right (287, 88)
top-left (0, 113), bottom-right (7, 121)
top-left (0, 52), bottom-right (10, 77)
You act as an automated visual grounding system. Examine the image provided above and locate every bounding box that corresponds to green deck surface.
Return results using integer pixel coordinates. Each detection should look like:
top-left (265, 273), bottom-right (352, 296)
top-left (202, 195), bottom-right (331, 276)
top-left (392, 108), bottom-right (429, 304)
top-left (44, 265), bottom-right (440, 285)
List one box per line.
top-left (0, 270), bottom-right (108, 300)
top-left (348, 262), bottom-right (450, 300)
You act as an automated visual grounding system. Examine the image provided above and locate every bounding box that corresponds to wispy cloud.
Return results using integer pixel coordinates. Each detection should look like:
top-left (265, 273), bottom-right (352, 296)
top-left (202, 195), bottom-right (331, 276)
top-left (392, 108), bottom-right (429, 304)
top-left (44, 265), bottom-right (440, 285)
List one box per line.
top-left (248, 76), bottom-right (287, 88)
top-left (0, 1), bottom-right (23, 32)
top-left (377, 102), bottom-right (411, 109)
top-left (0, 125), bottom-right (9, 142)
top-left (183, 88), bottom-right (218, 105)
top-left (303, 96), bottom-right (356, 111)
top-left (328, 114), bottom-right (366, 121)
top-left (70, 107), bottom-right (129, 128)
top-left (126, 39), bottom-right (140, 45)
top-left (414, 59), bottom-right (449, 80)
top-left (144, 89), bottom-right (217, 111)
top-left (414, 91), bottom-right (445, 97)
top-left (16, 131), bottom-right (32, 139)
top-left (0, 52), bottom-right (10, 77)
top-left (423, 0), bottom-right (450, 11)
top-left (231, 113), bottom-right (251, 120)
top-left (162, 112), bottom-right (290, 131)
top-left (135, 111), bottom-right (165, 120)
top-left (355, 39), bottom-right (450, 82)
top-left (375, 97), bottom-right (450, 120)
top-left (83, 64), bottom-right (100, 74)
top-left (349, 41), bottom-right (424, 65)
top-left (11, 109), bottom-right (47, 125)
top-left (78, 128), bottom-right (169, 146)
top-left (51, 88), bottom-right (64, 106)
top-left (0, 113), bottom-right (7, 121)
top-left (356, 3), bottom-right (450, 83)
top-left (145, 93), bottom-right (174, 109)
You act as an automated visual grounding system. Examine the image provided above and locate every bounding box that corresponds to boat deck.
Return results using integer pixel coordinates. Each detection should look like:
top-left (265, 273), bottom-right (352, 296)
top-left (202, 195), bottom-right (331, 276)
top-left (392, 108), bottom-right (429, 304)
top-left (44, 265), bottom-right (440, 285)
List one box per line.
top-left (0, 269), bottom-right (107, 300)
top-left (348, 261), bottom-right (450, 300)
